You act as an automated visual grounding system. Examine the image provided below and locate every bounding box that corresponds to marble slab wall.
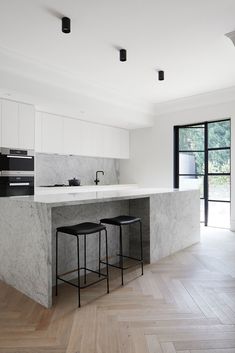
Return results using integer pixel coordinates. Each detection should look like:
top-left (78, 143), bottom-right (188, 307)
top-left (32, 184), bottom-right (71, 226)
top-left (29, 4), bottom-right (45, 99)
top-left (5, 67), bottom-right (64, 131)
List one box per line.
top-left (36, 153), bottom-right (120, 186)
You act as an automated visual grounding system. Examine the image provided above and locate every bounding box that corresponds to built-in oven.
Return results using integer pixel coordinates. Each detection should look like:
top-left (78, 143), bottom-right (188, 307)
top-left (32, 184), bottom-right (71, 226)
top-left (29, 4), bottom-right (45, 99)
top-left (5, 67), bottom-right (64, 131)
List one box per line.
top-left (0, 148), bottom-right (34, 176)
top-left (0, 176), bottom-right (34, 196)
top-left (0, 148), bottom-right (34, 196)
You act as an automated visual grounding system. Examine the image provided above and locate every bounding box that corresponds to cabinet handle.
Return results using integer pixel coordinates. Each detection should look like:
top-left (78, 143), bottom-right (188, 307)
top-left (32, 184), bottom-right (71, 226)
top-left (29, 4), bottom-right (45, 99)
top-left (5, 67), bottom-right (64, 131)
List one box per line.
top-left (9, 183), bottom-right (30, 186)
top-left (7, 155), bottom-right (33, 159)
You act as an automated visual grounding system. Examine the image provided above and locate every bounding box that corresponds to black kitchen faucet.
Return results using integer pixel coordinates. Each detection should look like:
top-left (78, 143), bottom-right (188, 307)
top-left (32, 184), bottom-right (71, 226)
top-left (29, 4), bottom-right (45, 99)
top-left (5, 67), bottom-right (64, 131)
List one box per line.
top-left (94, 170), bottom-right (104, 185)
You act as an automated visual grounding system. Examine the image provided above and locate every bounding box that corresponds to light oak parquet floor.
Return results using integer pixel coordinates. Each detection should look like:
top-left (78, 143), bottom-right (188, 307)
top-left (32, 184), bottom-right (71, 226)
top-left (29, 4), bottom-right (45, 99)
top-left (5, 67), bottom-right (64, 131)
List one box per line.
top-left (1, 226), bottom-right (235, 353)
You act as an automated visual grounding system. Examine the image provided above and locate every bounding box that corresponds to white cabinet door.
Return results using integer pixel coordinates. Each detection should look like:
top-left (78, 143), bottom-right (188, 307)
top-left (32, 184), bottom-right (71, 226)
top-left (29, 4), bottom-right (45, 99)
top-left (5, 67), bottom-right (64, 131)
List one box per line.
top-left (41, 113), bottom-right (64, 154)
top-left (1, 99), bottom-right (18, 148)
top-left (35, 112), bottom-right (43, 152)
top-left (64, 118), bottom-right (99, 156)
top-left (63, 116), bottom-right (130, 158)
top-left (63, 118), bottom-right (81, 155)
top-left (119, 129), bottom-right (129, 159)
top-left (0, 100), bottom-right (2, 147)
top-left (18, 103), bottom-right (35, 150)
top-left (38, 112), bottom-right (130, 158)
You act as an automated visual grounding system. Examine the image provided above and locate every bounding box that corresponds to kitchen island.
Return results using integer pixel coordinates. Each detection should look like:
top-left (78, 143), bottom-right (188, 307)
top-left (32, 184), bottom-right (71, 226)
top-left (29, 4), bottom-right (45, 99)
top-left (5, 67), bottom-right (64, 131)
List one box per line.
top-left (0, 186), bottom-right (200, 308)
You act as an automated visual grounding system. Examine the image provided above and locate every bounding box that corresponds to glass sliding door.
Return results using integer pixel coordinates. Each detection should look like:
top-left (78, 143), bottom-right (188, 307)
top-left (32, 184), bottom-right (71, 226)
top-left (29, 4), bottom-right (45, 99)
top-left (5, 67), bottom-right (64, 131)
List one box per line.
top-left (174, 123), bottom-right (206, 223)
top-left (174, 119), bottom-right (231, 228)
top-left (207, 120), bottom-right (231, 228)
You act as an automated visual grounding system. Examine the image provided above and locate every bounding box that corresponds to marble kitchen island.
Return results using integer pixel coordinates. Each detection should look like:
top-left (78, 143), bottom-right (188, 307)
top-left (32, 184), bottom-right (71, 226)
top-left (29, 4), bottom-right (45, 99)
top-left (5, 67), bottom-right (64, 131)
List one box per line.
top-left (0, 186), bottom-right (200, 308)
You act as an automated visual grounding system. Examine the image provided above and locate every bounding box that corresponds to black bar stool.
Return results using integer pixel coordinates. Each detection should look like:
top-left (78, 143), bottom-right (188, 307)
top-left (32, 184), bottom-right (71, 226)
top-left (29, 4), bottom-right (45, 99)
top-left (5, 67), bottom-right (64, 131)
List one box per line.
top-left (100, 215), bottom-right (143, 285)
top-left (56, 222), bottom-right (109, 307)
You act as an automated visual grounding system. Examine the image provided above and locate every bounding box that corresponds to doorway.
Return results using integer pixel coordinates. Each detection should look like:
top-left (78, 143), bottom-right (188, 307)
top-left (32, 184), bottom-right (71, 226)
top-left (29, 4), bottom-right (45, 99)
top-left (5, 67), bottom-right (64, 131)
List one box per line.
top-left (174, 119), bottom-right (231, 228)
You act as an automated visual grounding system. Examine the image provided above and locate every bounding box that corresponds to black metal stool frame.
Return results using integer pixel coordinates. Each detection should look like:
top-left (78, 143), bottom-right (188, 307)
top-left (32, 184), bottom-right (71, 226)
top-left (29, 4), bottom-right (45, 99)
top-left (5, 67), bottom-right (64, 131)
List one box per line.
top-left (55, 228), bottom-right (109, 307)
top-left (100, 220), bottom-right (143, 285)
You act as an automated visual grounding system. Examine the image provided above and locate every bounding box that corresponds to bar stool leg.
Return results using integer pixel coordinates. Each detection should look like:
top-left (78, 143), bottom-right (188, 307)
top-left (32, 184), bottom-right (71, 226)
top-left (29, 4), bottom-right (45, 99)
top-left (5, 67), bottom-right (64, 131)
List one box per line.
top-left (98, 231), bottom-right (101, 277)
top-left (119, 225), bottom-right (124, 285)
top-left (76, 235), bottom-right (81, 308)
top-left (105, 228), bottom-right (109, 293)
top-left (84, 234), bottom-right (87, 285)
top-left (139, 221), bottom-right (144, 275)
top-left (55, 231), bottom-right (58, 296)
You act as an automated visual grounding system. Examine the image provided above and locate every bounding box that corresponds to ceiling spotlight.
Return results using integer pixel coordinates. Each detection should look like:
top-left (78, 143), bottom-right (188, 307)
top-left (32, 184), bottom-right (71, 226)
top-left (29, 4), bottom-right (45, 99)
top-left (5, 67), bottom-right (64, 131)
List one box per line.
top-left (225, 31), bottom-right (235, 46)
top-left (62, 17), bottom-right (71, 33)
top-left (120, 49), bottom-right (127, 62)
top-left (158, 70), bottom-right (164, 81)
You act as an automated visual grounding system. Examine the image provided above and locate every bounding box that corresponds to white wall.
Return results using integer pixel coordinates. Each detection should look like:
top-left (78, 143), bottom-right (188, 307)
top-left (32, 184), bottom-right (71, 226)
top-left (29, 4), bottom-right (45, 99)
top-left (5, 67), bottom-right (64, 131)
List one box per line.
top-left (120, 101), bottom-right (235, 231)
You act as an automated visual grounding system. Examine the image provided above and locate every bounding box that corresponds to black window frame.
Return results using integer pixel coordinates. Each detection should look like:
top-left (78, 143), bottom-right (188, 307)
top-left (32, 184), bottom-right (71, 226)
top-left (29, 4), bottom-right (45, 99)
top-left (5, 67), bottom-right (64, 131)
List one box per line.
top-left (174, 119), bottom-right (231, 227)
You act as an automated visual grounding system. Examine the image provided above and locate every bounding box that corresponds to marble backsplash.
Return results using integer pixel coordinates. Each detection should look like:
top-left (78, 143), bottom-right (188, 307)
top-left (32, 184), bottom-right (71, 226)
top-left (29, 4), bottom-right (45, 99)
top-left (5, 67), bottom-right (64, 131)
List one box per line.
top-left (35, 153), bottom-right (120, 186)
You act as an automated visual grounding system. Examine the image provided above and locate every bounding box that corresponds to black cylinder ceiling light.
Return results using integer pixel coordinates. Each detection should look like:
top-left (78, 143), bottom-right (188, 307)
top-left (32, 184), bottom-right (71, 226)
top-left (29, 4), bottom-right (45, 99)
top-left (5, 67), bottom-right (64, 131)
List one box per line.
top-left (62, 17), bottom-right (71, 33)
top-left (158, 70), bottom-right (164, 81)
top-left (120, 49), bottom-right (127, 62)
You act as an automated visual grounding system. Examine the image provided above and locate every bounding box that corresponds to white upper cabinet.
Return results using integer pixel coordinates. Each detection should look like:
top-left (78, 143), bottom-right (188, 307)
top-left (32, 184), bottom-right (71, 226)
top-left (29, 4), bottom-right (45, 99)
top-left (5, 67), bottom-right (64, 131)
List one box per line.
top-left (1, 99), bottom-right (18, 148)
top-left (1, 99), bottom-right (35, 150)
top-left (35, 111), bottom-right (129, 159)
top-left (63, 117), bottom-right (129, 158)
top-left (0, 100), bottom-right (129, 158)
top-left (119, 129), bottom-right (129, 159)
top-left (0, 100), bottom-right (2, 147)
top-left (18, 103), bottom-right (35, 150)
top-left (41, 113), bottom-right (64, 154)
top-left (63, 118), bottom-right (82, 155)
top-left (35, 111), bottom-right (43, 152)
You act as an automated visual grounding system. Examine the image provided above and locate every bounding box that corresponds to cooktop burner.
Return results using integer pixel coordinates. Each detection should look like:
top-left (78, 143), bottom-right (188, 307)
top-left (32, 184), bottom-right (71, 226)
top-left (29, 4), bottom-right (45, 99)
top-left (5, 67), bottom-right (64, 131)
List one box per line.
top-left (41, 184), bottom-right (67, 187)
top-left (40, 184), bottom-right (81, 187)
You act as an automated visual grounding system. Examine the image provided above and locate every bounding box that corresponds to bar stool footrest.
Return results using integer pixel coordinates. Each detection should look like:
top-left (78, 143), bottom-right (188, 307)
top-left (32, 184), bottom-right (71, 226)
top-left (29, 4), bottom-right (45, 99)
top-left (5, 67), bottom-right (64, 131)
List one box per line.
top-left (57, 266), bottom-right (108, 289)
top-left (116, 254), bottom-right (143, 263)
top-left (100, 260), bottom-right (141, 271)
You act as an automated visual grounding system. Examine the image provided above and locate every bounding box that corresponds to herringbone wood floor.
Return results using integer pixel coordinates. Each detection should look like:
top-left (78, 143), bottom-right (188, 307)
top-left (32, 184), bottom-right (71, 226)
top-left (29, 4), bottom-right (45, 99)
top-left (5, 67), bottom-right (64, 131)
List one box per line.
top-left (1, 226), bottom-right (235, 353)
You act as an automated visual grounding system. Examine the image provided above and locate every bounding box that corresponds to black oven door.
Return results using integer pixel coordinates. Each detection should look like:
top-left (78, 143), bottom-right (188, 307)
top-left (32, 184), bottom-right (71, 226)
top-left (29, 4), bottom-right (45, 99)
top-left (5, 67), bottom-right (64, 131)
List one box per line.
top-left (0, 154), bottom-right (34, 174)
top-left (0, 176), bottom-right (34, 196)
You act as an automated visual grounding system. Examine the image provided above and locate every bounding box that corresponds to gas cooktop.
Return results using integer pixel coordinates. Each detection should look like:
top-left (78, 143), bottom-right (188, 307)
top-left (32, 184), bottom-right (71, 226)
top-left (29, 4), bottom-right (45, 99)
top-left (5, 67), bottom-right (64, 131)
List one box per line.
top-left (41, 184), bottom-right (80, 187)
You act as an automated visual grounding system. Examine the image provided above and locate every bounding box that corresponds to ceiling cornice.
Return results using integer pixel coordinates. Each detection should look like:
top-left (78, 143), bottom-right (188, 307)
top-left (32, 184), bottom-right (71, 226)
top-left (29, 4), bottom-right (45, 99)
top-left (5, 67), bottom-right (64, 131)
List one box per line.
top-left (153, 85), bottom-right (235, 117)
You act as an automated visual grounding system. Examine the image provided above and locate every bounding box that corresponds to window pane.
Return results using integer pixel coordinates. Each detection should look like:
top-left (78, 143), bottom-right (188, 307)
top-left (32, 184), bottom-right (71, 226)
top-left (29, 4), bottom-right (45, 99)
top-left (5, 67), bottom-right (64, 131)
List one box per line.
top-left (208, 201), bottom-right (230, 228)
top-left (208, 150), bottom-right (230, 173)
top-left (208, 121), bottom-right (231, 148)
top-left (179, 152), bottom-right (204, 174)
top-left (208, 176), bottom-right (230, 201)
top-left (179, 126), bottom-right (204, 151)
top-left (179, 176), bottom-right (204, 198)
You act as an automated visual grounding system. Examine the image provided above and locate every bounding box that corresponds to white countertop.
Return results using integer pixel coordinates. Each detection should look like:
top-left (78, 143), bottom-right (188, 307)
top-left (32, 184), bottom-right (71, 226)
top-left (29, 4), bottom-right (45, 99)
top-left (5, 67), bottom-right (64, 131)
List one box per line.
top-left (35, 184), bottom-right (138, 195)
top-left (8, 185), bottom-right (199, 207)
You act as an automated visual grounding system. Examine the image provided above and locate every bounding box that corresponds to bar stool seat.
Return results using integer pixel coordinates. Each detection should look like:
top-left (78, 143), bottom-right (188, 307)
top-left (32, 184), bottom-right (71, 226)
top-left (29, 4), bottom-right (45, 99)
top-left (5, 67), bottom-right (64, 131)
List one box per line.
top-left (100, 215), bottom-right (143, 285)
top-left (57, 222), bottom-right (106, 235)
top-left (56, 222), bottom-right (109, 307)
top-left (100, 215), bottom-right (141, 226)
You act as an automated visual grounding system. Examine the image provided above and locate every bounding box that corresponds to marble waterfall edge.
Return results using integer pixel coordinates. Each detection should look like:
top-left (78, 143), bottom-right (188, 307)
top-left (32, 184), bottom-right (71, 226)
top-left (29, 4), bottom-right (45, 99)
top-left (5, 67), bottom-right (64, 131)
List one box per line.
top-left (0, 198), bottom-right (52, 307)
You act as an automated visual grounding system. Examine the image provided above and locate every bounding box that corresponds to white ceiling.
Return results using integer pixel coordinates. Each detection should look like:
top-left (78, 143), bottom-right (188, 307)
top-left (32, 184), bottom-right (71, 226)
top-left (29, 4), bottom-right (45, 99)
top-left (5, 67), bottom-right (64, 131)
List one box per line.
top-left (1, 0), bottom-right (235, 127)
